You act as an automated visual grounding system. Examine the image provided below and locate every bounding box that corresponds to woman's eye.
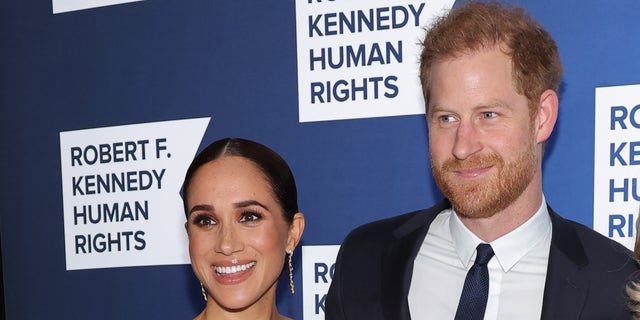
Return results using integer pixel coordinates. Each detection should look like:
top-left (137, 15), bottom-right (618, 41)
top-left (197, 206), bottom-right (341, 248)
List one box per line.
top-left (239, 211), bottom-right (261, 223)
top-left (194, 216), bottom-right (216, 226)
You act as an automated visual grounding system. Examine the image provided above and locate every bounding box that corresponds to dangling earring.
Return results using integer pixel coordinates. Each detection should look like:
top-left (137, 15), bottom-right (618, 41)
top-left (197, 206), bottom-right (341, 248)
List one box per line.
top-left (288, 249), bottom-right (295, 294)
top-left (200, 282), bottom-right (208, 302)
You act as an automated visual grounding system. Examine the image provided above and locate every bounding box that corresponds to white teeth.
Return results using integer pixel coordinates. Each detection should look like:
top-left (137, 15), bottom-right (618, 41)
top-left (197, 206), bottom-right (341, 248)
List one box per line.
top-left (215, 262), bottom-right (256, 274)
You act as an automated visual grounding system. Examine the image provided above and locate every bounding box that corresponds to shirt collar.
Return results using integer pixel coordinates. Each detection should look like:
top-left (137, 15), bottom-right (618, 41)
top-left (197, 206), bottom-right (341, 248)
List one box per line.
top-left (450, 195), bottom-right (551, 271)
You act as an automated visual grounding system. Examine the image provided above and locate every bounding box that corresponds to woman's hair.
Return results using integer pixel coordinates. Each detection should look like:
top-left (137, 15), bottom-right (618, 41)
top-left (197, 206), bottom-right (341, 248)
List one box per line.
top-left (627, 217), bottom-right (640, 319)
top-left (627, 281), bottom-right (640, 319)
top-left (420, 1), bottom-right (563, 115)
top-left (182, 138), bottom-right (299, 222)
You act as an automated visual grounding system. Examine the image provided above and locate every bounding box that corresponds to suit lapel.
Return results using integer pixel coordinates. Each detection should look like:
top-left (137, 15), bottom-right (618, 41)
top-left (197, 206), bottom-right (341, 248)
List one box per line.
top-left (376, 202), bottom-right (590, 319)
top-left (540, 206), bottom-right (590, 320)
top-left (380, 200), bottom-right (450, 320)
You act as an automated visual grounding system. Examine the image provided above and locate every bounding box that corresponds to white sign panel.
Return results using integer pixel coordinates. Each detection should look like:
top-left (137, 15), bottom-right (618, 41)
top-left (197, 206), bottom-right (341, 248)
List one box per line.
top-left (594, 84), bottom-right (640, 250)
top-left (302, 245), bottom-right (340, 319)
top-left (60, 117), bottom-right (210, 270)
top-left (295, 0), bottom-right (455, 122)
top-left (53, 0), bottom-right (143, 14)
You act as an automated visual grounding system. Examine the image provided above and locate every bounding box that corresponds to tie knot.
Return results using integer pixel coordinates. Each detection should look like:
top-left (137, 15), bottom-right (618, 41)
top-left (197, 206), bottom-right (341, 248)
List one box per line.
top-left (474, 243), bottom-right (494, 265)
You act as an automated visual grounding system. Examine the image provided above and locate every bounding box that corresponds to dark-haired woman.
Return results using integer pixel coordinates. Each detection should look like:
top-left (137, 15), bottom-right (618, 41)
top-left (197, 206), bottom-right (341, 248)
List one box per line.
top-left (182, 138), bottom-right (304, 320)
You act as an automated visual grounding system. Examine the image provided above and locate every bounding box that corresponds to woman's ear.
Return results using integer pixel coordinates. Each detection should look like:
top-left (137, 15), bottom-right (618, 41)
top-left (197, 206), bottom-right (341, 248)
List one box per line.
top-left (287, 212), bottom-right (305, 250)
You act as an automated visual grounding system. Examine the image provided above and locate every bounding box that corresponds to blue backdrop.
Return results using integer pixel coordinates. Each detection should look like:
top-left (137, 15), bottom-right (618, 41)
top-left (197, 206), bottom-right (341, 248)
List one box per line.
top-left (2, 0), bottom-right (640, 319)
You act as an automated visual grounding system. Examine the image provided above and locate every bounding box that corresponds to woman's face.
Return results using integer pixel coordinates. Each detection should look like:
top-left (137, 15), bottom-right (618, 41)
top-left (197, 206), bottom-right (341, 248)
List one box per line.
top-left (185, 156), bottom-right (297, 311)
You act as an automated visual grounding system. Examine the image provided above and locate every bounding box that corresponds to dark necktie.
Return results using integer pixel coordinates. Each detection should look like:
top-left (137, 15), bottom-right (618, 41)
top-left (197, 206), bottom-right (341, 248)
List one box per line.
top-left (454, 243), bottom-right (495, 320)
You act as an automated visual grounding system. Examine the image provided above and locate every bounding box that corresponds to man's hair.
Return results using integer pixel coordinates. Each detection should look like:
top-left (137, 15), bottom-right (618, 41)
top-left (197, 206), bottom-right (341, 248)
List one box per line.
top-left (420, 1), bottom-right (563, 114)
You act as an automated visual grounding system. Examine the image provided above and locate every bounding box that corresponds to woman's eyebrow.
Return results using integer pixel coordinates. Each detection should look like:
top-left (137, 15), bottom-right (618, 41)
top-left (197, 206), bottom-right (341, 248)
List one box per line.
top-left (189, 204), bottom-right (213, 215)
top-left (234, 200), bottom-right (270, 211)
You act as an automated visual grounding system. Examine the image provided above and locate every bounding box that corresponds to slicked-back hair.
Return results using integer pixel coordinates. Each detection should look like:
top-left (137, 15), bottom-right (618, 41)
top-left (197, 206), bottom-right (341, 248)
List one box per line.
top-left (182, 138), bottom-right (298, 223)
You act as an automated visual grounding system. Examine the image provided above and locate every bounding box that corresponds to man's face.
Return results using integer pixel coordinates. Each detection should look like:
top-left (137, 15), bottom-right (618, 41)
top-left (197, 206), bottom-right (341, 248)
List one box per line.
top-left (426, 47), bottom-right (539, 219)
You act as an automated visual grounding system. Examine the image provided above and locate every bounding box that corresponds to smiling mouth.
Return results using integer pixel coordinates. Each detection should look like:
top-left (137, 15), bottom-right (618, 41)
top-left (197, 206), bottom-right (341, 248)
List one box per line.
top-left (453, 166), bottom-right (492, 178)
top-left (214, 262), bottom-right (256, 275)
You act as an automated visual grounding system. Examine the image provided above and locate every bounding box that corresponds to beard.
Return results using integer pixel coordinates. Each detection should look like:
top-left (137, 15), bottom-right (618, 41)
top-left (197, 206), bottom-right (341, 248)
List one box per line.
top-left (431, 143), bottom-right (537, 219)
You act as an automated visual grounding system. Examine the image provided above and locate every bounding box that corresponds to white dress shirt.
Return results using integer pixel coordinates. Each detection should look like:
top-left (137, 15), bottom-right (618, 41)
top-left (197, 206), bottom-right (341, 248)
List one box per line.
top-left (408, 198), bottom-right (552, 320)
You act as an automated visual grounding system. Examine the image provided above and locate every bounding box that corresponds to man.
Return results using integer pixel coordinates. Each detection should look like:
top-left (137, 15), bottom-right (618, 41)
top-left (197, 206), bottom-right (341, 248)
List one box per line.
top-left (325, 2), bottom-right (639, 319)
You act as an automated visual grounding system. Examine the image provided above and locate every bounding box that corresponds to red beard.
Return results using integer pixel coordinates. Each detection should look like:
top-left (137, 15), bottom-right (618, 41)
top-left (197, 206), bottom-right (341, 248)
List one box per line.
top-left (431, 146), bottom-right (536, 219)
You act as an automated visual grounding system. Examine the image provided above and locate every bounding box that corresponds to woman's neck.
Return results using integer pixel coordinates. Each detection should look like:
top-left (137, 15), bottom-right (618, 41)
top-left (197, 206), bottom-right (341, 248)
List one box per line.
top-left (195, 300), bottom-right (289, 320)
top-left (195, 309), bottom-right (289, 320)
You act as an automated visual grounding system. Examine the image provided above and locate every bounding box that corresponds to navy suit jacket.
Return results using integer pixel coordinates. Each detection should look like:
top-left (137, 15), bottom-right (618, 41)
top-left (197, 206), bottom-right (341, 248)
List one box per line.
top-left (325, 200), bottom-right (639, 320)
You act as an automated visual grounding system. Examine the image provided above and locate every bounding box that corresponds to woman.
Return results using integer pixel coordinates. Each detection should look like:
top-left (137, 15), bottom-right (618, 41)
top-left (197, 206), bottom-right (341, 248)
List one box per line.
top-left (629, 280), bottom-right (640, 319)
top-left (182, 138), bottom-right (305, 320)
top-left (628, 215), bottom-right (640, 319)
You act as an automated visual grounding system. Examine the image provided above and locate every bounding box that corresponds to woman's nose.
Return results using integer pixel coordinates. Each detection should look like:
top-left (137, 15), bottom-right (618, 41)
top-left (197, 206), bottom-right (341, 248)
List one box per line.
top-left (214, 224), bottom-right (243, 255)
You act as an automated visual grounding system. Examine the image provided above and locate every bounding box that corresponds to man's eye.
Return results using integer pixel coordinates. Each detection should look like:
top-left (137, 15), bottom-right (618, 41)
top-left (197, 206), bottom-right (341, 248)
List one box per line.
top-left (440, 115), bottom-right (456, 123)
top-left (240, 211), bottom-right (261, 223)
top-left (482, 112), bottom-right (497, 119)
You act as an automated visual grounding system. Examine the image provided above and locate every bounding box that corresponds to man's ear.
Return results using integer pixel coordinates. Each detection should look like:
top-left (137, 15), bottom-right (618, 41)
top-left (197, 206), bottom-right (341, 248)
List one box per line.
top-left (535, 89), bottom-right (559, 143)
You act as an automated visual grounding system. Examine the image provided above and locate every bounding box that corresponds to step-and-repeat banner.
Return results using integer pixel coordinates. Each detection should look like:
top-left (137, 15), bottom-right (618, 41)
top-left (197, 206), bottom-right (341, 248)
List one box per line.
top-left (2, 0), bottom-right (639, 319)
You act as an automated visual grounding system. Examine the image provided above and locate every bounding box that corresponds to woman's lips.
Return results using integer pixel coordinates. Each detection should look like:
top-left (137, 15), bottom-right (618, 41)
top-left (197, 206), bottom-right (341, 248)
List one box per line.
top-left (214, 261), bottom-right (256, 275)
top-left (212, 261), bottom-right (256, 285)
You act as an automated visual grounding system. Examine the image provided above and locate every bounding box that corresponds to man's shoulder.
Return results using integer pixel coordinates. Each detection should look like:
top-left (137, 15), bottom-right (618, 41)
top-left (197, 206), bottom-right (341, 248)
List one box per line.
top-left (550, 209), bottom-right (637, 270)
top-left (567, 218), bottom-right (633, 258)
top-left (341, 199), bottom-right (450, 247)
top-left (545, 209), bottom-right (639, 319)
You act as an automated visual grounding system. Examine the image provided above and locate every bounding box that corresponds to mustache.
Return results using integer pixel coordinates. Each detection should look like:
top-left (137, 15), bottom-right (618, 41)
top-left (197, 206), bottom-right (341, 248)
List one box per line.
top-left (440, 153), bottom-right (503, 171)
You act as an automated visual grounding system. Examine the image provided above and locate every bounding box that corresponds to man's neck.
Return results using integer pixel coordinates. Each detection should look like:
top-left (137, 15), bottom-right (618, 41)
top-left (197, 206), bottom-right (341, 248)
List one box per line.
top-left (458, 187), bottom-right (544, 242)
